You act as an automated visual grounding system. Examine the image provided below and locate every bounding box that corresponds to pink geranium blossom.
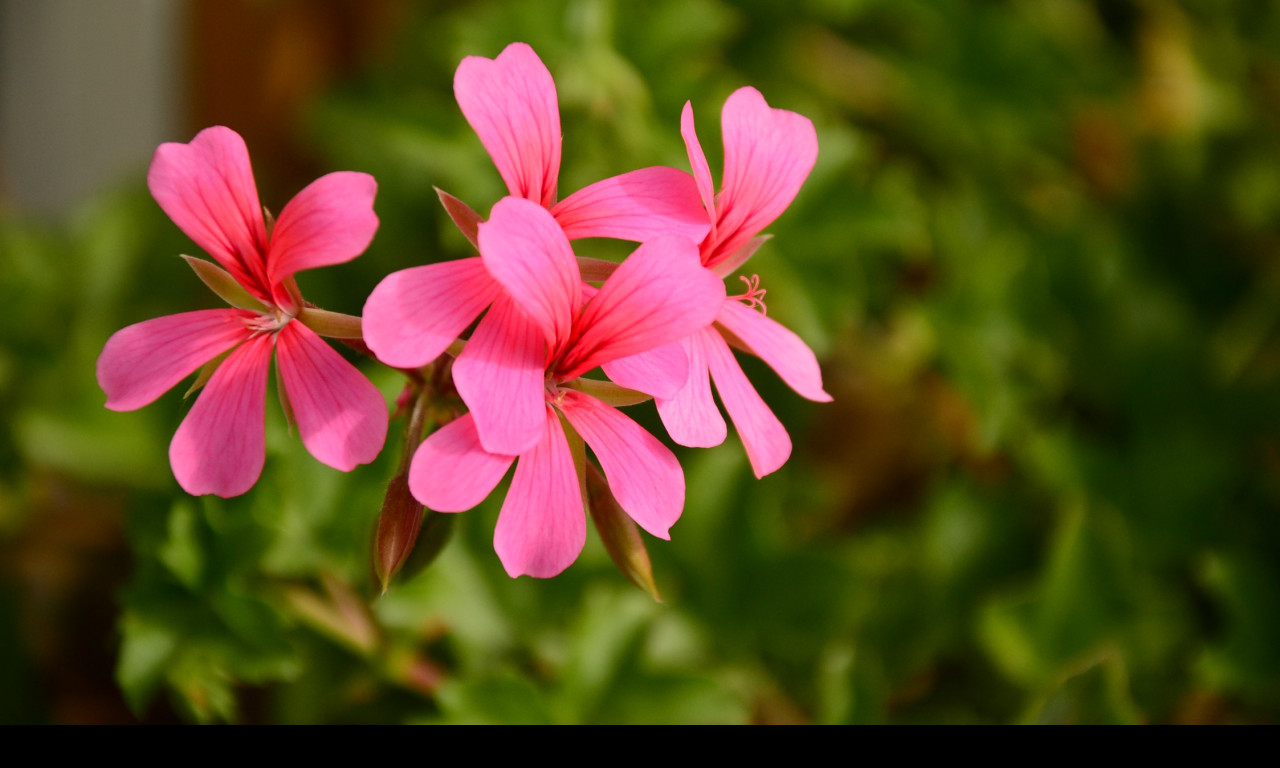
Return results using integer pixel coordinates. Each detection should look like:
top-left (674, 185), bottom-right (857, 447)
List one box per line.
top-left (608, 87), bottom-right (831, 478)
top-left (364, 43), bottom-right (714, 456)
top-left (409, 198), bottom-right (724, 578)
top-left (454, 42), bottom-right (709, 244)
top-left (96, 126), bottom-right (388, 497)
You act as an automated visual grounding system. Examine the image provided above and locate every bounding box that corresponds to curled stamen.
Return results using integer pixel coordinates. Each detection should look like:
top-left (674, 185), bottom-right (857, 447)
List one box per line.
top-left (735, 274), bottom-right (768, 315)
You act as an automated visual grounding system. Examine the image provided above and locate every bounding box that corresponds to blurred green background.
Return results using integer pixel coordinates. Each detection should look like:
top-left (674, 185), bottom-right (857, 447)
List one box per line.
top-left (3, 0), bottom-right (1280, 723)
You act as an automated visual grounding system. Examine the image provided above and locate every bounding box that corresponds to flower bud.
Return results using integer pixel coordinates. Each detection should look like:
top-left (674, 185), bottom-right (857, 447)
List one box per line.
top-left (586, 463), bottom-right (662, 601)
top-left (373, 470), bottom-right (424, 594)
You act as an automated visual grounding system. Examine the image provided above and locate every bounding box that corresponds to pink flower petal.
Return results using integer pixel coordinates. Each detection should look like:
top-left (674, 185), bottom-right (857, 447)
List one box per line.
top-left (98, 309), bottom-right (254, 411)
top-left (455, 42), bottom-right (561, 208)
top-left (477, 197), bottom-right (579, 351)
top-left (493, 405), bottom-right (585, 578)
top-left (707, 88), bottom-right (817, 270)
top-left (551, 167), bottom-right (711, 244)
top-left (169, 332), bottom-right (273, 497)
top-left (452, 294), bottom-right (547, 456)
top-left (655, 330), bottom-right (727, 448)
top-left (601, 341), bottom-right (689, 400)
top-left (275, 321), bottom-right (388, 471)
top-left (147, 126), bottom-right (270, 300)
top-left (680, 101), bottom-right (717, 240)
top-left (703, 328), bottom-right (791, 478)
top-left (268, 171), bottom-right (379, 286)
top-left (716, 300), bottom-right (831, 402)
top-left (362, 257), bottom-right (501, 368)
top-left (409, 413), bottom-right (515, 512)
top-left (558, 235), bottom-right (725, 380)
top-left (558, 390), bottom-right (683, 540)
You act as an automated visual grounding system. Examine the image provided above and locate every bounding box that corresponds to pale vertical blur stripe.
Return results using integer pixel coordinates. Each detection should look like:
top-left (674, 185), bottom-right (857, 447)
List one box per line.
top-left (0, 0), bottom-right (181, 217)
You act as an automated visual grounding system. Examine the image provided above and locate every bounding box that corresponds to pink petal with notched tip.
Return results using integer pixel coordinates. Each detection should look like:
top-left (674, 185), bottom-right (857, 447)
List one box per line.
top-left (680, 101), bottom-right (717, 241)
top-left (97, 308), bottom-right (254, 411)
top-left (147, 126), bottom-right (270, 299)
top-left (453, 294), bottom-right (547, 457)
top-left (274, 321), bottom-right (388, 471)
top-left (715, 300), bottom-right (831, 403)
top-left (362, 257), bottom-right (502, 369)
top-left (455, 43), bottom-right (561, 208)
top-left (601, 341), bottom-right (688, 400)
top-left (494, 405), bottom-right (584, 578)
top-left (703, 328), bottom-right (791, 478)
top-left (655, 330), bottom-right (728, 448)
top-left (558, 390), bottom-right (683, 540)
top-left (559, 235), bottom-right (725, 380)
top-left (409, 413), bottom-right (515, 512)
top-left (268, 172), bottom-right (379, 286)
top-left (707, 88), bottom-right (818, 270)
top-left (477, 197), bottom-right (579, 352)
top-left (169, 332), bottom-right (273, 497)
top-left (551, 167), bottom-right (711, 244)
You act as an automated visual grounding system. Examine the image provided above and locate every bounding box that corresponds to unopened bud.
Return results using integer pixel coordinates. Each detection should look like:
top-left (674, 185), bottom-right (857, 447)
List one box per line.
top-left (374, 470), bottom-right (425, 594)
top-left (374, 474), bottom-right (457, 593)
top-left (586, 463), bottom-right (661, 601)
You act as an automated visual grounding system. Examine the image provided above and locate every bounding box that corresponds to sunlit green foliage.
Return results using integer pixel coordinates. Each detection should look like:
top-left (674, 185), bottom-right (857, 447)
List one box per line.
top-left (4, 0), bottom-right (1280, 723)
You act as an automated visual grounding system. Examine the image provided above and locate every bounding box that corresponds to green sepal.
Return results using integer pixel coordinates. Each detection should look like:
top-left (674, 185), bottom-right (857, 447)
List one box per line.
top-left (559, 411), bottom-right (588, 503)
top-left (710, 234), bottom-right (771, 278)
top-left (274, 352), bottom-right (295, 435)
top-left (181, 255), bottom-right (267, 311)
top-left (561, 377), bottom-right (651, 407)
top-left (297, 306), bottom-right (363, 339)
top-left (436, 187), bottom-right (482, 249)
top-left (184, 348), bottom-right (233, 399)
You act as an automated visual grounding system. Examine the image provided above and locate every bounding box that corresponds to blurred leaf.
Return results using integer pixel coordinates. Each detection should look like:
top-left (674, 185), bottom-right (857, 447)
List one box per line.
top-left (1020, 650), bottom-right (1143, 725)
top-left (432, 676), bottom-right (555, 725)
top-left (1196, 551), bottom-right (1280, 704)
top-left (116, 614), bottom-right (179, 716)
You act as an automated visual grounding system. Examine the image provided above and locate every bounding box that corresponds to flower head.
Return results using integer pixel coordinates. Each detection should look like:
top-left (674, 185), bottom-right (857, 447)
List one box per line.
top-left (366, 41), bottom-right (718, 455)
top-left (611, 88), bottom-right (831, 478)
top-left (96, 126), bottom-right (388, 497)
top-left (408, 198), bottom-right (724, 578)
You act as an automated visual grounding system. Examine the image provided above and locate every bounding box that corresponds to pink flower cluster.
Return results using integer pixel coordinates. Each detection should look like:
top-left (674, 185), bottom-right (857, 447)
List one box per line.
top-left (97, 42), bottom-right (828, 579)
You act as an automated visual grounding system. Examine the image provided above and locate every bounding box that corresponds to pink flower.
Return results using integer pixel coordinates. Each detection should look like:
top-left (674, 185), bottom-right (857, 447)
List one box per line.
top-left (454, 42), bottom-right (710, 244)
top-left (409, 198), bottom-right (725, 578)
top-left (96, 126), bottom-right (388, 497)
top-left (365, 43), bottom-right (714, 456)
top-left (608, 87), bottom-right (831, 478)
